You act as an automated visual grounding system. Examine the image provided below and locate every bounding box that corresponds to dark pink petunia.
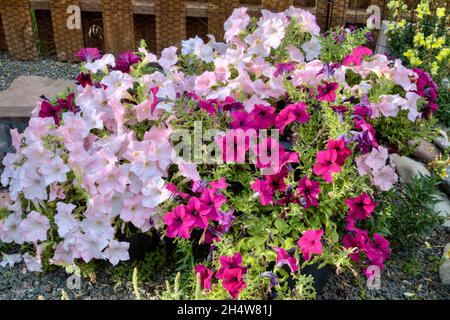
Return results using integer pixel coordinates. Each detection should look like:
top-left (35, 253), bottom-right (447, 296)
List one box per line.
top-left (39, 100), bottom-right (63, 125)
top-left (164, 205), bottom-right (194, 239)
top-left (297, 229), bottom-right (324, 261)
top-left (275, 102), bottom-right (310, 133)
top-left (345, 193), bottom-right (376, 220)
top-left (317, 81), bottom-right (339, 102)
top-left (216, 252), bottom-right (247, 299)
top-left (230, 110), bottom-right (256, 129)
top-left (313, 149), bottom-right (341, 183)
top-left (74, 47), bottom-right (102, 62)
top-left (115, 51), bottom-right (141, 73)
top-left (218, 129), bottom-right (253, 163)
top-left (251, 178), bottom-right (274, 206)
top-left (274, 62), bottom-right (295, 77)
top-left (221, 268), bottom-right (247, 299)
top-left (209, 177), bottom-right (228, 191)
top-left (194, 264), bottom-right (214, 290)
top-left (165, 183), bottom-right (190, 199)
top-left (200, 188), bottom-right (227, 221)
top-left (186, 197), bottom-right (210, 229)
top-left (75, 72), bottom-right (93, 88)
top-left (326, 138), bottom-right (351, 166)
top-left (274, 247), bottom-right (299, 274)
top-left (250, 104), bottom-right (276, 129)
top-left (265, 167), bottom-right (288, 193)
top-left (342, 46), bottom-right (373, 66)
top-left (216, 253), bottom-right (247, 279)
top-left (297, 176), bottom-right (321, 208)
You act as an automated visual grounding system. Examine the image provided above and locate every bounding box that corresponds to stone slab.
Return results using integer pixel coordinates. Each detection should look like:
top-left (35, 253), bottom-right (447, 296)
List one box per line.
top-left (0, 76), bottom-right (75, 118)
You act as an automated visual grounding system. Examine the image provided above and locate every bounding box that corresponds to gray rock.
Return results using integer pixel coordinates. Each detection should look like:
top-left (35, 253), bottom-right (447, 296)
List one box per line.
top-left (431, 194), bottom-right (450, 230)
top-left (439, 243), bottom-right (450, 287)
top-left (434, 129), bottom-right (449, 152)
top-left (390, 154), bottom-right (431, 183)
top-left (409, 139), bottom-right (441, 163)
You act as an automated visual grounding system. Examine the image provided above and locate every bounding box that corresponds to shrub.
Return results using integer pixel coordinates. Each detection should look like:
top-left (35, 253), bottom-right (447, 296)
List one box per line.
top-left (0, 7), bottom-right (442, 299)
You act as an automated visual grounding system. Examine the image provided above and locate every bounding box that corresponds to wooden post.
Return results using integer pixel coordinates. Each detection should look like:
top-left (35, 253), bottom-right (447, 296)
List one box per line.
top-left (49, 0), bottom-right (84, 61)
top-left (207, 0), bottom-right (239, 40)
top-left (101, 0), bottom-right (135, 55)
top-left (315, 0), bottom-right (329, 31)
top-left (330, 0), bottom-right (348, 27)
top-left (154, 0), bottom-right (186, 53)
top-left (0, 0), bottom-right (37, 60)
top-left (262, 0), bottom-right (294, 12)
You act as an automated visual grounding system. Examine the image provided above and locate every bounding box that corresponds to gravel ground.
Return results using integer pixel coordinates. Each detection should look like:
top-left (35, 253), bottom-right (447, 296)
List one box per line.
top-left (319, 226), bottom-right (450, 300)
top-left (0, 53), bottom-right (80, 91)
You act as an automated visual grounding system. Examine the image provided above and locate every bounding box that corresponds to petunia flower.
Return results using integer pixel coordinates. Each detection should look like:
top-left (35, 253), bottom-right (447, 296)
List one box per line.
top-left (250, 104), bottom-right (276, 129)
top-left (275, 102), bottom-right (310, 133)
top-left (313, 149), bottom-right (341, 183)
top-left (104, 240), bottom-right (130, 266)
top-left (19, 211), bottom-right (50, 243)
top-left (317, 81), bottom-right (339, 102)
top-left (186, 197), bottom-right (210, 229)
top-left (115, 51), bottom-right (141, 73)
top-left (164, 205), bottom-right (194, 239)
top-left (345, 193), bottom-right (376, 220)
top-left (297, 229), bottom-right (324, 261)
top-left (342, 46), bottom-right (373, 66)
top-left (273, 62), bottom-right (295, 77)
top-left (326, 138), bottom-right (351, 166)
top-left (74, 47), bottom-right (102, 62)
top-left (297, 176), bottom-right (321, 208)
top-left (274, 247), bottom-right (299, 274)
top-left (221, 267), bottom-right (247, 299)
top-left (194, 264), bottom-right (214, 290)
top-left (372, 165), bottom-right (398, 191)
top-left (251, 178), bottom-right (274, 206)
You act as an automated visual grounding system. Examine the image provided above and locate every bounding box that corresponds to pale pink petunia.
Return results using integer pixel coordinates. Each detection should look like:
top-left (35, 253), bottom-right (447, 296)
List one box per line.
top-left (19, 211), bottom-right (50, 243)
top-left (41, 156), bottom-right (70, 185)
top-left (104, 240), bottom-right (130, 266)
top-left (372, 165), bottom-right (398, 191)
top-left (177, 158), bottom-right (201, 181)
top-left (54, 202), bottom-right (79, 237)
top-left (364, 146), bottom-right (388, 171)
top-left (0, 253), bottom-right (22, 268)
top-left (195, 71), bottom-right (217, 96)
top-left (391, 59), bottom-right (416, 91)
top-left (158, 46), bottom-right (178, 69)
top-left (224, 8), bottom-right (250, 42)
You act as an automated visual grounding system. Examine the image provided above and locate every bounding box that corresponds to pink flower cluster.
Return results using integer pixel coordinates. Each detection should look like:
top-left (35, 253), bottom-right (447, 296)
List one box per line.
top-left (195, 252), bottom-right (247, 299)
top-left (164, 178), bottom-right (232, 243)
top-left (343, 193), bottom-right (390, 275)
top-left (313, 138), bottom-right (351, 183)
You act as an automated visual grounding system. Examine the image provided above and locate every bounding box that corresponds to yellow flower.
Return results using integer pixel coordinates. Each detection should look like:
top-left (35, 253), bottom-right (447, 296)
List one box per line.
top-left (436, 7), bottom-right (446, 19)
top-left (413, 33), bottom-right (425, 47)
top-left (430, 61), bottom-right (439, 75)
top-left (398, 19), bottom-right (406, 28)
top-left (437, 48), bottom-right (450, 61)
top-left (431, 37), bottom-right (445, 49)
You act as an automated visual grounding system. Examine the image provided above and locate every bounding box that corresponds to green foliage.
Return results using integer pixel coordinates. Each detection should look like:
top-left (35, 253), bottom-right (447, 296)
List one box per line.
top-left (371, 111), bottom-right (439, 155)
top-left (112, 248), bottom-right (169, 286)
top-left (375, 174), bottom-right (444, 247)
top-left (319, 26), bottom-right (370, 63)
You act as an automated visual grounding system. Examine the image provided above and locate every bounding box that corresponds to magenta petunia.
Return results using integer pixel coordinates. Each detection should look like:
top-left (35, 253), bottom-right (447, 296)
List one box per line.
top-left (297, 176), bottom-right (321, 208)
top-left (345, 193), bottom-right (376, 220)
top-left (194, 264), bottom-right (214, 290)
top-left (115, 51), bottom-right (141, 73)
top-left (274, 247), bottom-right (299, 274)
top-left (297, 229), bottom-right (324, 261)
top-left (251, 178), bottom-right (274, 206)
top-left (200, 188), bottom-right (227, 221)
top-left (342, 46), bottom-right (373, 66)
top-left (250, 104), bottom-right (276, 129)
top-left (313, 149), bottom-right (341, 183)
top-left (326, 138), bottom-right (351, 166)
top-left (273, 62), bottom-right (295, 77)
top-left (221, 267), bottom-right (247, 299)
top-left (74, 47), bottom-right (102, 62)
top-left (186, 197), bottom-right (210, 229)
top-left (317, 81), bottom-right (339, 102)
top-left (275, 102), bottom-right (310, 133)
top-left (230, 110), bottom-right (256, 129)
top-left (164, 205), bottom-right (194, 239)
